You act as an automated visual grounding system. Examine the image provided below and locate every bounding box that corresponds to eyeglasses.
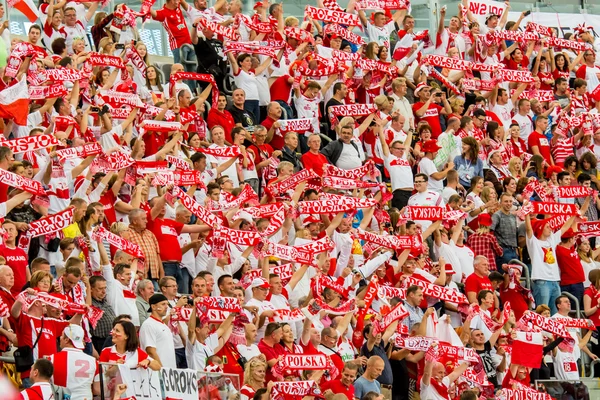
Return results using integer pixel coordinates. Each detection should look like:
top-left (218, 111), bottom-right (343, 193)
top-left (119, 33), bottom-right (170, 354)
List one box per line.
top-left (164, 285), bottom-right (177, 288)
top-left (414, 180), bottom-right (426, 184)
top-left (392, 146), bottom-right (404, 150)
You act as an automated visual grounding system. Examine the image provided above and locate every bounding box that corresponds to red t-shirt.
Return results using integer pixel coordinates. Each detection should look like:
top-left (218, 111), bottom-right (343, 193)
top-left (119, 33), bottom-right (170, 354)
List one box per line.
top-left (16, 314), bottom-right (69, 377)
top-left (556, 245), bottom-right (585, 286)
top-left (0, 245), bottom-right (29, 296)
top-left (464, 273), bottom-right (493, 311)
top-left (412, 102), bottom-right (443, 138)
top-left (247, 143), bottom-right (274, 174)
top-left (301, 151), bottom-right (329, 176)
top-left (153, 6), bottom-right (191, 50)
top-left (258, 339), bottom-right (286, 383)
top-left (99, 190), bottom-right (118, 227)
top-left (320, 379), bottom-right (355, 399)
top-left (143, 130), bottom-right (169, 158)
top-left (147, 217), bottom-right (184, 262)
top-left (500, 284), bottom-right (530, 321)
top-left (528, 131), bottom-right (553, 166)
top-left (206, 109), bottom-right (235, 143)
top-left (270, 75), bottom-right (293, 103)
top-left (99, 346), bottom-right (149, 364)
top-left (584, 287), bottom-right (600, 327)
top-left (262, 116), bottom-right (284, 150)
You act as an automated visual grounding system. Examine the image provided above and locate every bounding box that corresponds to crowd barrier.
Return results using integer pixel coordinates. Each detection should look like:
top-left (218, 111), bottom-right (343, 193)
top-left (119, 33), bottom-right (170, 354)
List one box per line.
top-left (99, 363), bottom-right (241, 400)
top-left (534, 379), bottom-right (600, 400)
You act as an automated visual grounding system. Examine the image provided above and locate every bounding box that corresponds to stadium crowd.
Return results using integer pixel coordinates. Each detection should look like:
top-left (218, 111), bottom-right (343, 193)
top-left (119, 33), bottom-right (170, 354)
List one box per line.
top-left (0, 0), bottom-right (599, 399)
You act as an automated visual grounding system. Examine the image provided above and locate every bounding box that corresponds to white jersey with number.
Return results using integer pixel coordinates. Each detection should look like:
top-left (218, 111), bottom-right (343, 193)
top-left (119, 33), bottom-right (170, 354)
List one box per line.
top-left (48, 348), bottom-right (99, 400)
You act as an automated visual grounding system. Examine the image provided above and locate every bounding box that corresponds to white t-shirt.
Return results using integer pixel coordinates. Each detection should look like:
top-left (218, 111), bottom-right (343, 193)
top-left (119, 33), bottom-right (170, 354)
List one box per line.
top-left (453, 242), bottom-right (475, 280)
top-left (420, 376), bottom-right (451, 400)
top-left (492, 99), bottom-right (514, 129)
top-left (294, 92), bottom-right (321, 133)
top-left (418, 157), bottom-right (443, 193)
top-left (233, 69), bottom-right (260, 101)
top-left (527, 230), bottom-right (561, 281)
top-left (245, 298), bottom-right (276, 340)
top-left (384, 153), bottom-right (413, 191)
top-left (139, 316), bottom-right (177, 368)
top-left (513, 112), bottom-right (534, 142)
top-left (186, 332), bottom-right (219, 370)
top-left (434, 240), bottom-right (462, 283)
top-left (553, 347), bottom-right (579, 380)
top-left (237, 343), bottom-right (261, 361)
top-left (208, 144), bottom-right (240, 187)
top-left (365, 21), bottom-right (396, 61)
top-left (336, 142), bottom-right (363, 170)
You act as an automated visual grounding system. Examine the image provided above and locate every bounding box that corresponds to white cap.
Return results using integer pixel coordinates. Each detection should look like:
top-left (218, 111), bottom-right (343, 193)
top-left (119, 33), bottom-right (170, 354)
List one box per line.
top-left (63, 324), bottom-right (85, 349)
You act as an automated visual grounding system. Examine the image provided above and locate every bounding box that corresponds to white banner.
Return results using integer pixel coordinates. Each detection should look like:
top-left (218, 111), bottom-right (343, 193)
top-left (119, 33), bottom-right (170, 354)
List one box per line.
top-left (118, 366), bottom-right (161, 400)
top-left (161, 367), bottom-right (198, 400)
top-left (468, 0), bottom-right (600, 37)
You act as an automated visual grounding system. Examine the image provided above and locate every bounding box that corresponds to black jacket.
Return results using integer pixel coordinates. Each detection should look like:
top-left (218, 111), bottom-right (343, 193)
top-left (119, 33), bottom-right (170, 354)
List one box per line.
top-left (280, 146), bottom-right (303, 172)
top-left (320, 139), bottom-right (360, 166)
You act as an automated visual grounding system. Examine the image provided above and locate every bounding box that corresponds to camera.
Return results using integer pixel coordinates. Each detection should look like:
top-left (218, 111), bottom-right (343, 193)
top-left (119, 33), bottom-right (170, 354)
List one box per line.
top-left (115, 43), bottom-right (125, 50)
top-left (187, 296), bottom-right (194, 306)
top-left (90, 106), bottom-right (100, 113)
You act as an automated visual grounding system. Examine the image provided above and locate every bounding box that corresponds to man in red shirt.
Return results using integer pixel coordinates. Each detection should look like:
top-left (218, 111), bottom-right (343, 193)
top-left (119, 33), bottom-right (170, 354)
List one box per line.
top-left (151, 0), bottom-right (196, 75)
top-left (301, 133), bottom-right (329, 176)
top-left (464, 255), bottom-right (494, 305)
top-left (147, 195), bottom-right (210, 293)
top-left (411, 82), bottom-right (451, 139)
top-left (257, 322), bottom-right (285, 383)
top-left (556, 228), bottom-right (586, 307)
top-left (247, 127), bottom-right (282, 178)
top-left (206, 93), bottom-right (235, 143)
top-left (0, 221), bottom-right (30, 296)
top-left (262, 102), bottom-right (284, 150)
top-left (528, 115), bottom-right (554, 166)
top-left (320, 362), bottom-right (359, 399)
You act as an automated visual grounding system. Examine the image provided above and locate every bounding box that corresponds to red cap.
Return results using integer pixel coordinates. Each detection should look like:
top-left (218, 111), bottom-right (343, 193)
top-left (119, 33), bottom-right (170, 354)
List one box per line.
top-left (445, 263), bottom-right (455, 275)
top-left (253, 1), bottom-right (264, 9)
top-left (545, 165), bottom-right (563, 179)
top-left (328, 33), bottom-right (341, 40)
top-left (421, 140), bottom-right (441, 154)
top-left (303, 215), bottom-right (322, 226)
top-left (561, 228), bottom-right (577, 240)
top-left (532, 218), bottom-right (550, 238)
top-left (478, 213), bottom-right (493, 227)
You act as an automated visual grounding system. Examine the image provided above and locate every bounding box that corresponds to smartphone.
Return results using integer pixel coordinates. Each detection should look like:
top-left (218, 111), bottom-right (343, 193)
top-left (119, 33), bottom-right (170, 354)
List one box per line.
top-left (524, 10), bottom-right (531, 16)
top-left (90, 106), bottom-right (100, 112)
top-left (115, 43), bottom-right (125, 50)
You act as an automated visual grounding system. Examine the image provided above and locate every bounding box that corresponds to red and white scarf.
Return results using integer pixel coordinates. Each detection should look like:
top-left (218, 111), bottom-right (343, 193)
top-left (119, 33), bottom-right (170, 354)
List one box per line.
top-left (304, 5), bottom-right (361, 26)
top-left (170, 71), bottom-right (219, 109)
top-left (0, 169), bottom-right (46, 196)
top-left (0, 135), bottom-right (58, 154)
top-left (29, 84), bottom-right (68, 100)
top-left (91, 227), bottom-right (145, 260)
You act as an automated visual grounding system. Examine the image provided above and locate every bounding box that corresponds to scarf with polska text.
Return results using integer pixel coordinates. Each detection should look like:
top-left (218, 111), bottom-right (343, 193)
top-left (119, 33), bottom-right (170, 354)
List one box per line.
top-left (273, 308), bottom-right (305, 323)
top-left (197, 145), bottom-right (241, 158)
top-left (356, 229), bottom-right (413, 250)
top-left (165, 154), bottom-right (191, 170)
top-left (140, 120), bottom-right (182, 133)
top-left (372, 302), bottom-right (409, 335)
top-left (304, 5), bottom-right (361, 26)
top-left (97, 90), bottom-right (145, 109)
top-left (5, 42), bottom-right (36, 77)
top-left (355, 0), bottom-right (410, 10)
top-left (284, 26), bottom-right (315, 44)
top-left (271, 381), bottom-right (322, 400)
top-left (328, 103), bottom-right (377, 126)
top-left (172, 186), bottom-right (221, 226)
top-left (314, 296), bottom-right (356, 314)
top-left (497, 388), bottom-right (552, 400)
top-left (354, 58), bottom-right (399, 76)
top-left (56, 142), bottom-right (103, 162)
top-left (323, 23), bottom-right (365, 45)
top-left (234, 13), bottom-right (273, 34)
top-left (224, 41), bottom-right (280, 66)
top-left (260, 206), bottom-right (286, 237)
top-left (197, 17), bottom-right (240, 40)
top-left (295, 59), bottom-right (344, 78)
top-left (427, 67), bottom-right (461, 96)
top-left (135, 160), bottom-right (169, 174)
top-left (527, 201), bottom-right (580, 216)
top-left (124, 45), bottom-right (147, 78)
top-left (406, 276), bottom-right (469, 304)
top-left (234, 203), bottom-right (285, 219)
top-left (356, 275), bottom-right (379, 322)
top-left (462, 78), bottom-right (497, 92)
top-left (496, 69), bottom-right (534, 83)
top-left (422, 54), bottom-right (500, 73)
top-left (266, 168), bottom-right (319, 197)
top-left (87, 53), bottom-right (126, 69)
top-left (521, 180), bottom-right (554, 203)
top-left (395, 335), bottom-right (437, 351)
top-left (0, 135), bottom-right (58, 154)
top-left (240, 263), bottom-right (293, 289)
top-left (198, 296), bottom-right (242, 313)
top-left (297, 197), bottom-right (378, 214)
top-left (525, 22), bottom-right (554, 38)
top-left (29, 84), bottom-right (68, 100)
top-left (518, 310), bottom-right (569, 338)
top-left (553, 316), bottom-right (596, 330)
top-left (0, 169), bottom-right (46, 196)
top-left (577, 221), bottom-right (600, 238)
top-left (170, 71), bottom-right (218, 108)
top-left (91, 226), bottom-right (145, 260)
top-left (554, 185), bottom-right (595, 199)
top-left (321, 176), bottom-right (380, 190)
top-left (262, 241), bottom-right (313, 264)
top-left (219, 183), bottom-right (259, 210)
top-left (323, 159), bottom-right (377, 180)
top-left (277, 118), bottom-right (314, 134)
top-left (547, 36), bottom-right (591, 52)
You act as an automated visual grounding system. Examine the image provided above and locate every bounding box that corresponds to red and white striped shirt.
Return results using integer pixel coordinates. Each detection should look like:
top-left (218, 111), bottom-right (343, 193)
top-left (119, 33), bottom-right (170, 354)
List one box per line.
top-left (20, 382), bottom-right (54, 400)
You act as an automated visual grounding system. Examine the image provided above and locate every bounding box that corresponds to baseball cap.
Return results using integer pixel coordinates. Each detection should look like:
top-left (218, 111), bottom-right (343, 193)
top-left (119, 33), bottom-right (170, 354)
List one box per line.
top-left (250, 277), bottom-right (270, 289)
top-left (63, 324), bottom-right (85, 349)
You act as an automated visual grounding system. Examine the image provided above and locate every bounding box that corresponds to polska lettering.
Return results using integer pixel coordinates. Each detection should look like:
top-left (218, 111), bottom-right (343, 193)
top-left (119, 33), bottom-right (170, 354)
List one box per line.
top-left (305, 5), bottom-right (361, 26)
top-left (531, 202), bottom-right (579, 215)
top-left (406, 206), bottom-right (444, 221)
top-left (282, 354), bottom-right (328, 369)
top-left (0, 169), bottom-right (47, 196)
top-left (0, 135), bottom-right (59, 154)
top-left (323, 23), bottom-right (365, 45)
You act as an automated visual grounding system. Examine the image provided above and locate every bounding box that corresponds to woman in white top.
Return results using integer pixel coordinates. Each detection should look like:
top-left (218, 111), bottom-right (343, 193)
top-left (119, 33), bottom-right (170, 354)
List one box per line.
top-left (466, 176), bottom-right (486, 224)
top-left (145, 66), bottom-right (165, 103)
top-left (228, 52), bottom-right (272, 121)
top-left (578, 240), bottom-right (600, 288)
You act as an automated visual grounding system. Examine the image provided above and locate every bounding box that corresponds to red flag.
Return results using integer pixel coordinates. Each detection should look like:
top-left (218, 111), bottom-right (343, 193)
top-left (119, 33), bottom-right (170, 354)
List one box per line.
top-left (512, 331), bottom-right (544, 369)
top-left (0, 78), bottom-right (29, 126)
top-left (7, 0), bottom-right (40, 22)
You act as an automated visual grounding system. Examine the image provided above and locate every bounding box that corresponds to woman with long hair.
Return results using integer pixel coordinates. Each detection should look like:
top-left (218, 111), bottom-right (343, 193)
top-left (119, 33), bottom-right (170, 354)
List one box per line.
top-left (502, 176), bottom-right (523, 208)
top-left (240, 357), bottom-right (268, 400)
top-left (100, 320), bottom-right (160, 370)
top-left (579, 240), bottom-right (600, 288)
top-left (227, 52), bottom-right (272, 121)
top-left (454, 136), bottom-right (483, 190)
top-left (507, 123), bottom-right (527, 159)
top-left (364, 42), bottom-right (380, 60)
top-left (448, 97), bottom-right (465, 121)
top-left (525, 154), bottom-right (545, 179)
top-left (145, 66), bottom-right (164, 102)
top-left (508, 157), bottom-right (524, 180)
top-left (413, 124), bottom-right (433, 160)
top-left (466, 176), bottom-right (490, 225)
top-left (552, 51), bottom-right (584, 81)
top-left (564, 155), bottom-right (579, 180)
top-left (29, 270), bottom-right (53, 293)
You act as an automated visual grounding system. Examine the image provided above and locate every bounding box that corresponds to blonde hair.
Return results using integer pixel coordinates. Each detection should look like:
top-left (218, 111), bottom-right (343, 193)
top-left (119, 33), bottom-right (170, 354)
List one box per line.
top-left (72, 37), bottom-right (85, 51)
top-left (508, 157), bottom-right (523, 178)
top-left (336, 117), bottom-right (355, 135)
top-left (285, 16), bottom-right (299, 27)
top-left (277, 161), bottom-right (294, 173)
top-left (110, 222), bottom-right (129, 235)
top-left (243, 357), bottom-right (267, 387)
top-left (374, 94), bottom-right (389, 109)
top-left (480, 186), bottom-right (496, 203)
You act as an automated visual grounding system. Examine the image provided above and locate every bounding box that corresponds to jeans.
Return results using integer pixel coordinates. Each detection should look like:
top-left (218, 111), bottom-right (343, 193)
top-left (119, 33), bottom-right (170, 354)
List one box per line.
top-left (22, 378), bottom-right (32, 389)
top-left (533, 280), bottom-right (561, 315)
top-left (163, 262), bottom-right (183, 293)
top-left (245, 178), bottom-right (260, 195)
top-left (83, 340), bottom-right (93, 356)
top-left (173, 45), bottom-right (198, 93)
top-left (244, 99), bottom-right (260, 122)
top-left (560, 283), bottom-right (584, 310)
top-left (496, 247), bottom-right (518, 273)
top-left (179, 268), bottom-right (191, 295)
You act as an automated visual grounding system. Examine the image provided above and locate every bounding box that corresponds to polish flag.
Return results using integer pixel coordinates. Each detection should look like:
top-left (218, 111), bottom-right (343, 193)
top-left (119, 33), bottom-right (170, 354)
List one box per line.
top-left (0, 78), bottom-right (29, 126)
top-left (7, 0), bottom-right (40, 23)
top-left (512, 331), bottom-right (544, 369)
